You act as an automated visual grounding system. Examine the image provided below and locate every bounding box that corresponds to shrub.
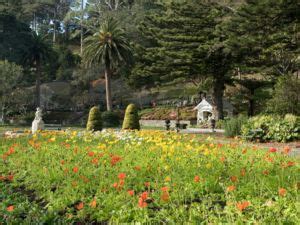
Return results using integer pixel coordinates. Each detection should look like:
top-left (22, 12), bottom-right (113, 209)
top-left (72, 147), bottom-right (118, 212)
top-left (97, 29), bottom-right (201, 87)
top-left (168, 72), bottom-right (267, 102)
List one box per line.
top-left (102, 111), bottom-right (120, 128)
top-left (122, 104), bottom-right (140, 130)
top-left (241, 114), bottom-right (300, 142)
top-left (86, 106), bottom-right (102, 131)
top-left (224, 116), bottom-right (247, 137)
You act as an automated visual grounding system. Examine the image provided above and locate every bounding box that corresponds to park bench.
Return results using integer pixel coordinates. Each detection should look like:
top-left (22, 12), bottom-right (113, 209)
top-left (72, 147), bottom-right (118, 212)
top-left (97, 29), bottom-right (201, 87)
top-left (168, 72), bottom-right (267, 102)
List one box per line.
top-left (44, 122), bottom-right (62, 130)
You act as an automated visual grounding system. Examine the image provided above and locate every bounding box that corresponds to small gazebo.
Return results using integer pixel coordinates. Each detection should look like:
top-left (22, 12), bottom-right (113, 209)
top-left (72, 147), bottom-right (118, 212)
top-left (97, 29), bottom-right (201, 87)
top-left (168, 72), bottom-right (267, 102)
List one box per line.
top-left (193, 97), bottom-right (234, 124)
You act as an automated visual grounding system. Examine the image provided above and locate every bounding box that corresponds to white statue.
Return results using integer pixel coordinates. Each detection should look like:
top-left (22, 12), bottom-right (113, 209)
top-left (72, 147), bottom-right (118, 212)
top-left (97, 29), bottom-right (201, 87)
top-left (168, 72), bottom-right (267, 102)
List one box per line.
top-left (32, 107), bottom-right (44, 133)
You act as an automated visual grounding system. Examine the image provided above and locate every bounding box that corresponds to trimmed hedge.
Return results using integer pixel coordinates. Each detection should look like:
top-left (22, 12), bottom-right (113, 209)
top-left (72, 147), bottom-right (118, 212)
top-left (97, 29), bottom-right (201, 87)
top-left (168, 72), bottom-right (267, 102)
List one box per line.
top-left (102, 111), bottom-right (120, 128)
top-left (122, 104), bottom-right (140, 130)
top-left (86, 106), bottom-right (102, 131)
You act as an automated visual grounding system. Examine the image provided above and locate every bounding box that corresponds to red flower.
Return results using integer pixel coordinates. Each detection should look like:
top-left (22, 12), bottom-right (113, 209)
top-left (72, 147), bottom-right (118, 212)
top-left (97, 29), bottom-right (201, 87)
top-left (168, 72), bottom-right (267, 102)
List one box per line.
top-left (220, 157), bottom-right (226, 163)
top-left (60, 160), bottom-right (65, 165)
top-left (127, 190), bottom-right (135, 196)
top-left (194, 176), bottom-right (200, 183)
top-left (144, 182), bottom-right (150, 187)
top-left (75, 202), bottom-right (84, 210)
top-left (73, 167), bottom-right (79, 173)
top-left (236, 201), bottom-right (250, 211)
top-left (269, 147), bottom-right (277, 153)
top-left (6, 205), bottom-right (14, 212)
top-left (118, 173), bottom-right (126, 180)
top-left (113, 182), bottom-right (118, 188)
top-left (278, 188), bottom-right (287, 197)
top-left (230, 176), bottom-right (238, 182)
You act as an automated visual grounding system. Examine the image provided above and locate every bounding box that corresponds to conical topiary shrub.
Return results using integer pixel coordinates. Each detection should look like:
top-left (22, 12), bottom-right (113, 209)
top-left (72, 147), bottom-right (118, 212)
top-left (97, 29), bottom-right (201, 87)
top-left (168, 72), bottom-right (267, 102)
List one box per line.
top-left (86, 106), bottom-right (102, 131)
top-left (122, 104), bottom-right (140, 130)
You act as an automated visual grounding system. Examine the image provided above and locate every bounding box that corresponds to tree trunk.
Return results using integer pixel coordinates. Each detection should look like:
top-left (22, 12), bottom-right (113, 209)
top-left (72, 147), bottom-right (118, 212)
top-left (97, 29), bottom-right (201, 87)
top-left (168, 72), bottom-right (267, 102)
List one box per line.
top-left (104, 66), bottom-right (112, 111)
top-left (80, 0), bottom-right (84, 56)
top-left (212, 77), bottom-right (225, 120)
top-left (36, 60), bottom-right (41, 107)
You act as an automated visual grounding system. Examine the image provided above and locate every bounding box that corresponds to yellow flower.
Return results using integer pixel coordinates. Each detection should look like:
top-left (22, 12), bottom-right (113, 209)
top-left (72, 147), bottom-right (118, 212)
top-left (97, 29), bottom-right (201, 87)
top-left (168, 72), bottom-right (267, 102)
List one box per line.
top-left (165, 176), bottom-right (171, 182)
top-left (206, 163), bottom-right (212, 169)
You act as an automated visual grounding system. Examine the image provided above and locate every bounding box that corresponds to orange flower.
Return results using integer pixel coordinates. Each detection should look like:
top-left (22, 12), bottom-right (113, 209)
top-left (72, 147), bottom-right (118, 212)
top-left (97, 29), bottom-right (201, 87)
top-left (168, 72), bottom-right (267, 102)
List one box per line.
top-left (220, 157), bottom-right (226, 163)
top-left (236, 201), bottom-right (250, 211)
top-left (127, 190), bottom-right (135, 196)
top-left (113, 182), bottom-right (118, 188)
top-left (88, 151), bottom-right (95, 157)
top-left (161, 186), bottom-right (169, 192)
top-left (242, 149), bottom-right (247, 154)
top-left (230, 176), bottom-right (238, 183)
top-left (7, 174), bottom-right (14, 181)
top-left (144, 182), bottom-right (150, 187)
top-left (140, 191), bottom-right (148, 201)
top-left (91, 158), bottom-right (99, 165)
top-left (282, 146), bottom-right (291, 154)
top-left (60, 160), bottom-right (65, 165)
top-left (75, 202), bottom-right (84, 210)
top-left (278, 188), bottom-right (287, 197)
top-left (161, 191), bottom-right (170, 202)
top-left (263, 170), bottom-right (269, 175)
top-left (73, 167), bottom-right (79, 173)
top-left (134, 166), bottom-right (141, 171)
top-left (119, 179), bottom-right (125, 187)
top-left (110, 155), bottom-right (122, 166)
top-left (194, 176), bottom-right (200, 183)
top-left (118, 173), bottom-right (126, 180)
top-left (6, 205), bottom-right (14, 212)
top-left (0, 175), bottom-right (5, 181)
top-left (240, 168), bottom-right (246, 177)
top-left (90, 199), bottom-right (97, 208)
top-left (287, 161), bottom-right (295, 167)
top-left (138, 198), bottom-right (148, 208)
top-left (227, 185), bottom-right (236, 192)
top-left (269, 147), bottom-right (277, 153)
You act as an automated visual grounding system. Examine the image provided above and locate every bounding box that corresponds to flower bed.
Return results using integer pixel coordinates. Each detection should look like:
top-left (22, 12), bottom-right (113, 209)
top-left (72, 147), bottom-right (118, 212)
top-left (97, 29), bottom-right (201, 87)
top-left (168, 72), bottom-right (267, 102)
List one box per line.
top-left (0, 130), bottom-right (299, 223)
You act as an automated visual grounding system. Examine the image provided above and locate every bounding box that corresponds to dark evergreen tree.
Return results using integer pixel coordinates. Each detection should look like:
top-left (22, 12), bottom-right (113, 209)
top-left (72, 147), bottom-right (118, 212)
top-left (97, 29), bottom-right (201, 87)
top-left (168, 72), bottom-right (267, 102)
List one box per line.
top-left (130, 1), bottom-right (232, 119)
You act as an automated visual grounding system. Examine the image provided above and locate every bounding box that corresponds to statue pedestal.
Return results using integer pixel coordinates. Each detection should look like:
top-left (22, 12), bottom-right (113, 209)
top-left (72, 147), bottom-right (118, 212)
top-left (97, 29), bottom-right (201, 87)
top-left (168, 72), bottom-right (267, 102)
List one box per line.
top-left (32, 119), bottom-right (44, 133)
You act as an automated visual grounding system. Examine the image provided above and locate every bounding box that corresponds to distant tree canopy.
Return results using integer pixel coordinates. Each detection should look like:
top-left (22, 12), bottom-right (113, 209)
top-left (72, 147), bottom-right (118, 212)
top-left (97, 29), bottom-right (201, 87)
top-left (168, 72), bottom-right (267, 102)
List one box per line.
top-left (0, 13), bottom-right (32, 64)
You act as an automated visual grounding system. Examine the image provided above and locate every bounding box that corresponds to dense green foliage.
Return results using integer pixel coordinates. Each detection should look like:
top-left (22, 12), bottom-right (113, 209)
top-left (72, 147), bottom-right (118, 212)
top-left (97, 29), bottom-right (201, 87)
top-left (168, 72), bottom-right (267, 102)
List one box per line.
top-left (122, 104), bottom-right (140, 129)
top-left (224, 116), bottom-right (247, 137)
top-left (267, 75), bottom-right (300, 115)
top-left (242, 115), bottom-right (300, 142)
top-left (102, 111), bottom-right (120, 128)
top-left (86, 106), bottom-right (102, 131)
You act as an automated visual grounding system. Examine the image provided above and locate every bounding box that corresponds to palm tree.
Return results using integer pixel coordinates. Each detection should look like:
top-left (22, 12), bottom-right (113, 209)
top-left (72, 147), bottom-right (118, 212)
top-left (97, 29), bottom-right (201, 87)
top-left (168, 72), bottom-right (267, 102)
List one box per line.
top-left (24, 33), bottom-right (52, 107)
top-left (83, 18), bottom-right (132, 111)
